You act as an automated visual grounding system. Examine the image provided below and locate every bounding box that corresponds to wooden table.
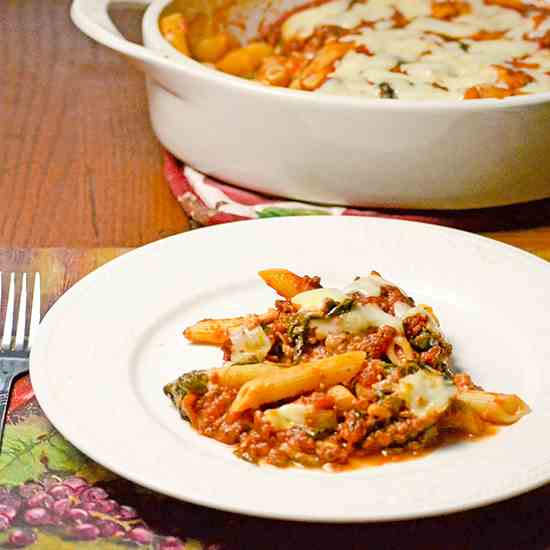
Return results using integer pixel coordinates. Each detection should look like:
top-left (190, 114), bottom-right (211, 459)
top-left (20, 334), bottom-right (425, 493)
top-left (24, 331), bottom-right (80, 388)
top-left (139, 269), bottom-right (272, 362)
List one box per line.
top-left (2, 1), bottom-right (550, 549)
top-left (1, 0), bottom-right (549, 254)
top-left (1, 0), bottom-right (188, 248)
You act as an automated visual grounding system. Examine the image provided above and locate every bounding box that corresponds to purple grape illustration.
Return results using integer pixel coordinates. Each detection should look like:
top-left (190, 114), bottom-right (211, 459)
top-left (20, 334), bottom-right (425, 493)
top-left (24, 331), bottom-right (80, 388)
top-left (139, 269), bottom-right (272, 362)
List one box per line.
top-left (0, 493), bottom-right (22, 512)
top-left (23, 507), bottom-right (51, 526)
top-left (0, 474), bottom-right (186, 549)
top-left (96, 498), bottom-right (119, 514)
top-left (80, 487), bottom-right (108, 503)
top-left (96, 519), bottom-right (125, 538)
top-left (0, 513), bottom-right (11, 532)
top-left (17, 483), bottom-right (42, 499)
top-left (52, 498), bottom-right (72, 517)
top-left (69, 523), bottom-right (101, 541)
top-left (48, 484), bottom-right (74, 500)
top-left (66, 508), bottom-right (90, 523)
top-left (7, 528), bottom-right (37, 548)
top-left (128, 526), bottom-right (154, 544)
top-left (118, 504), bottom-right (139, 520)
top-left (62, 476), bottom-right (88, 495)
top-left (0, 503), bottom-right (17, 521)
top-left (26, 492), bottom-right (55, 510)
top-left (159, 536), bottom-right (184, 549)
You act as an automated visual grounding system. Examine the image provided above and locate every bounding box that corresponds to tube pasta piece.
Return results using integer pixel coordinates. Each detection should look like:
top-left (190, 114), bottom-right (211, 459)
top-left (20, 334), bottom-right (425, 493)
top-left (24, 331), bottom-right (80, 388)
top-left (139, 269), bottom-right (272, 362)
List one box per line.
top-left (183, 317), bottom-right (250, 345)
top-left (167, 269), bottom-right (531, 469)
top-left (293, 42), bottom-right (353, 91)
top-left (161, 0), bottom-right (550, 101)
top-left (441, 401), bottom-right (487, 435)
top-left (386, 335), bottom-right (416, 367)
top-left (216, 42), bottom-right (273, 77)
top-left (230, 351), bottom-right (366, 413)
top-left (192, 32), bottom-right (235, 63)
top-left (258, 269), bottom-right (320, 299)
top-left (159, 14), bottom-right (190, 56)
top-left (327, 385), bottom-right (356, 411)
top-left (457, 390), bottom-right (531, 425)
top-left (211, 362), bottom-right (287, 388)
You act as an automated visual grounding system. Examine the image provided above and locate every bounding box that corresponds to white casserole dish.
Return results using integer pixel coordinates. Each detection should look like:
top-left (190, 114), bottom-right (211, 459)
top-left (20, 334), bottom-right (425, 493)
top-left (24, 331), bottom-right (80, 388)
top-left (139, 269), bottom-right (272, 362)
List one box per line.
top-left (71, 0), bottom-right (550, 209)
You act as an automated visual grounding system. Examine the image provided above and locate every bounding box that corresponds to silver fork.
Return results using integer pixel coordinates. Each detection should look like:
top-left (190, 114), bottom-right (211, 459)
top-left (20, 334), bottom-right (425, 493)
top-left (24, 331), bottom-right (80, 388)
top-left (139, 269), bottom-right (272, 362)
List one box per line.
top-left (0, 272), bottom-right (41, 447)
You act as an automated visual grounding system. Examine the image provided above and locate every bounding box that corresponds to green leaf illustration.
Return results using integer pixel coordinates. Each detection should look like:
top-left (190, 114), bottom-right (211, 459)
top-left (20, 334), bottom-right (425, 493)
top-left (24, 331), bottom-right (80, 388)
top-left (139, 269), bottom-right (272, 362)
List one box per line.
top-left (257, 207), bottom-right (331, 218)
top-left (0, 414), bottom-right (91, 486)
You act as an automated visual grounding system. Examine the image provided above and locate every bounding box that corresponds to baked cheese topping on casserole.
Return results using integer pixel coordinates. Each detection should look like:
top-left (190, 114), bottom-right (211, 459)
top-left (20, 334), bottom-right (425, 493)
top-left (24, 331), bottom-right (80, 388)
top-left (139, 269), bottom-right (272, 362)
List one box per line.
top-left (160, 0), bottom-right (550, 99)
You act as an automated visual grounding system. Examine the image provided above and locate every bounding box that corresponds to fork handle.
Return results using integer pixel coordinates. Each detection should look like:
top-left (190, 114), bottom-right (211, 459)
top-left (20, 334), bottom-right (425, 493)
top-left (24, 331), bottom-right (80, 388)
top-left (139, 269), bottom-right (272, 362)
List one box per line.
top-left (0, 375), bottom-right (14, 448)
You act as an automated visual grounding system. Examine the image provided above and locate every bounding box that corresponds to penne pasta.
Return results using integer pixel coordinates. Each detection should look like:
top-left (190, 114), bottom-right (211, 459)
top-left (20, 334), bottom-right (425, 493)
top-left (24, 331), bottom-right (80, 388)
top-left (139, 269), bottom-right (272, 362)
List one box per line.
top-left (159, 13), bottom-right (191, 56)
top-left (160, 2), bottom-right (550, 100)
top-left (441, 401), bottom-right (487, 435)
top-left (183, 316), bottom-right (249, 345)
top-left (230, 351), bottom-right (365, 413)
top-left (168, 268), bottom-right (531, 469)
top-left (327, 385), bottom-right (356, 411)
top-left (258, 268), bottom-right (320, 299)
top-left (386, 335), bottom-right (416, 367)
top-left (457, 390), bottom-right (531, 425)
top-left (211, 362), bottom-right (287, 388)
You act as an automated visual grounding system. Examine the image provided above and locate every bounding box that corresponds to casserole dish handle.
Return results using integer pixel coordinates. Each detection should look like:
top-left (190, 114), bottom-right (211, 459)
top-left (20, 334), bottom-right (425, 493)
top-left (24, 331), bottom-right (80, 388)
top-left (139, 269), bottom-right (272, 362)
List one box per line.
top-left (71, 0), bottom-right (173, 71)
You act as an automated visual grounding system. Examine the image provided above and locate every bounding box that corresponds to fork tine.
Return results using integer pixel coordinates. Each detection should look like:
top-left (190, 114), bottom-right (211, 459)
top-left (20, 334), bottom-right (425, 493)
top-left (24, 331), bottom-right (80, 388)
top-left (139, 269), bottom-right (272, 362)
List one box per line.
top-left (1, 273), bottom-right (15, 350)
top-left (0, 273), bottom-right (5, 343)
top-left (10, 273), bottom-right (23, 351)
top-left (28, 273), bottom-right (41, 350)
top-left (14, 274), bottom-right (28, 351)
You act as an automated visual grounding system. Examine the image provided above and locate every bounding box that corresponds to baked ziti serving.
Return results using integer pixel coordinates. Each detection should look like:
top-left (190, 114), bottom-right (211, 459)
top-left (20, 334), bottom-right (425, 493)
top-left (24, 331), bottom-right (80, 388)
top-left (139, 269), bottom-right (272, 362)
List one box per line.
top-left (164, 269), bottom-right (529, 469)
top-left (160, 0), bottom-right (550, 99)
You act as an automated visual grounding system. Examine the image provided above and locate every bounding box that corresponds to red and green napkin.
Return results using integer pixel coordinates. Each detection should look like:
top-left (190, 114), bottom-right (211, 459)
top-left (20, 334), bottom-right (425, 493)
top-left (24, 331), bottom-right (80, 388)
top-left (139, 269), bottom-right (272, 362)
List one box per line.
top-left (164, 151), bottom-right (550, 232)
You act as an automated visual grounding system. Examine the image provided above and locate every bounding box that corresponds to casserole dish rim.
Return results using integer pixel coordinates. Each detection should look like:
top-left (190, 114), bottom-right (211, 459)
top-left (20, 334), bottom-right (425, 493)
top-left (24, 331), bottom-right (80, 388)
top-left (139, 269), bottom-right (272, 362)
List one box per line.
top-left (142, 0), bottom-right (550, 110)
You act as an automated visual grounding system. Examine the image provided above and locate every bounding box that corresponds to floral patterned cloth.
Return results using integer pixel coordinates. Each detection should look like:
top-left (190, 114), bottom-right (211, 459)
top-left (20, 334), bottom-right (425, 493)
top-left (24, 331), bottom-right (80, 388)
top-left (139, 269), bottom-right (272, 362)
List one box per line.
top-left (164, 151), bottom-right (550, 232)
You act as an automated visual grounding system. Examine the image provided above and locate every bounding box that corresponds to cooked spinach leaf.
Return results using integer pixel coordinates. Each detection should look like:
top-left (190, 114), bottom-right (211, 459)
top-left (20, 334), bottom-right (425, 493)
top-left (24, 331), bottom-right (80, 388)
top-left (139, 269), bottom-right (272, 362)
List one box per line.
top-left (325, 297), bottom-right (355, 318)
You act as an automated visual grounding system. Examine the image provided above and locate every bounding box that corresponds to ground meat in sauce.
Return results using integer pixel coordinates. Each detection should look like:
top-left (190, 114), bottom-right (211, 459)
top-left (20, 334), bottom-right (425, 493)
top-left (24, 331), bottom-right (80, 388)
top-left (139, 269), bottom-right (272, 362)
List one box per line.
top-left (193, 386), bottom-right (252, 444)
top-left (184, 364), bottom-right (464, 467)
top-left (403, 313), bottom-right (428, 339)
top-left (199, 324), bottom-right (453, 463)
top-left (355, 359), bottom-right (387, 389)
top-left (361, 416), bottom-right (436, 452)
top-left (322, 326), bottom-right (396, 358)
top-left (420, 344), bottom-right (450, 369)
top-left (352, 286), bottom-right (414, 314)
top-left (179, 275), bottom-right (474, 468)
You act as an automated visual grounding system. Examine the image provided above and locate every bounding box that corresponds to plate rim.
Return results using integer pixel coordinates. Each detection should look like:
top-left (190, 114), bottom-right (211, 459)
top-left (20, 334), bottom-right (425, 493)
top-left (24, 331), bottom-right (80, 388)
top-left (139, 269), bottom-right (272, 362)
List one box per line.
top-left (30, 217), bottom-right (550, 522)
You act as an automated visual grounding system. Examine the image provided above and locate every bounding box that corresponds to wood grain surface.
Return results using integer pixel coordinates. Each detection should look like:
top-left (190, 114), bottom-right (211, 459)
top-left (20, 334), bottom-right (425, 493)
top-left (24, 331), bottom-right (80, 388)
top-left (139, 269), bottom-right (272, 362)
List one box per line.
top-left (0, 0), bottom-right (187, 248)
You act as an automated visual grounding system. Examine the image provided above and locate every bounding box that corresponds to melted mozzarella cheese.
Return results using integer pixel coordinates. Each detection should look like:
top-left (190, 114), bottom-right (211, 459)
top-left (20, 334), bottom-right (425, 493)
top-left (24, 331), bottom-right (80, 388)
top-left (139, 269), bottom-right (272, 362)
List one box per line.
top-left (264, 402), bottom-right (309, 429)
top-left (281, 0), bottom-right (550, 100)
top-left (393, 303), bottom-right (441, 333)
top-left (343, 274), bottom-right (398, 297)
top-left (282, 0), bottom-right (394, 40)
top-left (292, 288), bottom-right (346, 311)
top-left (312, 302), bottom-right (403, 337)
top-left (229, 326), bottom-right (272, 364)
top-left (293, 276), bottom-right (445, 338)
top-left (264, 402), bottom-right (337, 431)
top-left (398, 370), bottom-right (457, 419)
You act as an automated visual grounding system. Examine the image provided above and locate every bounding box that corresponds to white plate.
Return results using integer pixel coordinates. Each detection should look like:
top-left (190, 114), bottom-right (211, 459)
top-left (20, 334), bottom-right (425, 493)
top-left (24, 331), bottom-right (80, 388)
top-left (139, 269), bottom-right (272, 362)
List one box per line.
top-left (31, 217), bottom-right (550, 523)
